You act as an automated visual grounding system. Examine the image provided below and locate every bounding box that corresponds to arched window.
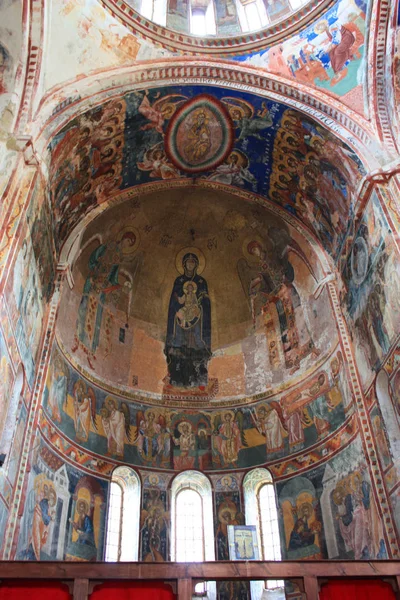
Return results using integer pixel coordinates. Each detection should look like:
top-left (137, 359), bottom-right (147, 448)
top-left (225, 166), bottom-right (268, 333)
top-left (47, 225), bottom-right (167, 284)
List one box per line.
top-left (190, 1), bottom-right (216, 36)
top-left (105, 467), bottom-right (141, 562)
top-left (140, 0), bottom-right (167, 25)
top-left (244, 468), bottom-right (284, 599)
top-left (236, 0), bottom-right (268, 32)
top-left (171, 471), bottom-right (216, 599)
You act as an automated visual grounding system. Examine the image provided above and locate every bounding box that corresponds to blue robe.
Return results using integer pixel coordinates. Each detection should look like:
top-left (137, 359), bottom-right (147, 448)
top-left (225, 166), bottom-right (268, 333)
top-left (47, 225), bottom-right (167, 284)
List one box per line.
top-left (165, 273), bottom-right (211, 388)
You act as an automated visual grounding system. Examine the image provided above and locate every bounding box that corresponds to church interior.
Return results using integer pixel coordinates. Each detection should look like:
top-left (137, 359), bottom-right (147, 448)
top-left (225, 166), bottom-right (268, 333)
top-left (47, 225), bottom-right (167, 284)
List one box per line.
top-left (0, 0), bottom-right (399, 597)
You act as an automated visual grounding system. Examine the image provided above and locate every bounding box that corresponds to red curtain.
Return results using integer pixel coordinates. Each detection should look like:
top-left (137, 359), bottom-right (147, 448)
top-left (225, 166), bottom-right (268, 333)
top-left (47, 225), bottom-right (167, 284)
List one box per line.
top-left (0, 581), bottom-right (72, 600)
top-left (90, 581), bottom-right (176, 600)
top-left (319, 579), bottom-right (395, 600)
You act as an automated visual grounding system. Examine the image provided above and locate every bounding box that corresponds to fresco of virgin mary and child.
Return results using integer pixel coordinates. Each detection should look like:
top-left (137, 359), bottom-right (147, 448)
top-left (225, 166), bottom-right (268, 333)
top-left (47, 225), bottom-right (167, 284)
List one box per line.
top-left (165, 251), bottom-right (211, 388)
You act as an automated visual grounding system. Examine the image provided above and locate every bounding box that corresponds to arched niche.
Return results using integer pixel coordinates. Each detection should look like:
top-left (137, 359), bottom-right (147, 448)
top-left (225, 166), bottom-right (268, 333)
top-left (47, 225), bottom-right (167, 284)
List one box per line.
top-left (0, 363), bottom-right (24, 467)
top-left (375, 369), bottom-right (400, 466)
top-left (105, 466), bottom-right (141, 561)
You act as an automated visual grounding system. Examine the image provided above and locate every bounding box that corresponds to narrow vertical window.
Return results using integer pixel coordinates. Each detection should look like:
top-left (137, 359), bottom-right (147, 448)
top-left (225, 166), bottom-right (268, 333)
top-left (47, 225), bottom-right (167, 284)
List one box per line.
top-left (171, 470), bottom-right (216, 599)
top-left (258, 483), bottom-right (281, 561)
top-left (244, 468), bottom-right (284, 598)
top-left (176, 488), bottom-right (204, 561)
top-left (105, 481), bottom-right (122, 562)
top-left (105, 467), bottom-right (141, 562)
top-left (191, 8), bottom-right (207, 35)
top-left (141, 0), bottom-right (154, 19)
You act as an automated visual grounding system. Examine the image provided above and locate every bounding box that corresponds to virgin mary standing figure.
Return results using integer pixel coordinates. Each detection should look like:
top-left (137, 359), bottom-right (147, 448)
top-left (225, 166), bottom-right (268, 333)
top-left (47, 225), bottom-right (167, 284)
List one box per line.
top-left (165, 252), bottom-right (211, 388)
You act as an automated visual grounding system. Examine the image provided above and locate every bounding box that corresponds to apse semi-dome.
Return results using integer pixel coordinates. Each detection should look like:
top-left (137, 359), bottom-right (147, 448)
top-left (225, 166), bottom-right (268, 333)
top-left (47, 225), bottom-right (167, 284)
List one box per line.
top-left (46, 187), bottom-right (354, 475)
top-left (56, 186), bottom-right (339, 404)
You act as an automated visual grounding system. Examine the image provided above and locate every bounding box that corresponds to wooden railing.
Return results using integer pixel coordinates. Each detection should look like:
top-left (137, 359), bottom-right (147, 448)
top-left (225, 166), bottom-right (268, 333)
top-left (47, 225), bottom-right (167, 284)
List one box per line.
top-left (0, 561), bottom-right (399, 600)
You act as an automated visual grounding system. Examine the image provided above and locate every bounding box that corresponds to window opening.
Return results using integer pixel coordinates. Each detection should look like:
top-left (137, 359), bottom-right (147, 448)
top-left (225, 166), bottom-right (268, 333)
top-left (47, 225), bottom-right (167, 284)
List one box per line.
top-left (141, 0), bottom-right (154, 19)
top-left (176, 488), bottom-right (204, 562)
top-left (105, 467), bottom-right (140, 562)
top-left (105, 481), bottom-right (122, 562)
top-left (244, 469), bottom-right (284, 598)
top-left (171, 470), bottom-right (216, 599)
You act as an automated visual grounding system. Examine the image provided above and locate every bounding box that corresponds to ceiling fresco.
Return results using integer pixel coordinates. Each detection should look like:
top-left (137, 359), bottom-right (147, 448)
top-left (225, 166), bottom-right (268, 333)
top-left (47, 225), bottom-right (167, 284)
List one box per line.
top-left (236, 0), bottom-right (368, 111)
top-left (48, 84), bottom-right (366, 261)
top-left (56, 187), bottom-right (337, 402)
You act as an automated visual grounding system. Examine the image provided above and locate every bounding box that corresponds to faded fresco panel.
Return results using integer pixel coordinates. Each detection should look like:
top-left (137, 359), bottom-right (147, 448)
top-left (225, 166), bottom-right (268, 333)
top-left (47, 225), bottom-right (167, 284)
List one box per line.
top-left (215, 0), bottom-right (240, 36)
top-left (43, 341), bottom-right (349, 472)
top-left (237, 0), bottom-right (368, 110)
top-left (0, 0), bottom-right (23, 202)
top-left (277, 438), bottom-right (387, 561)
top-left (166, 0), bottom-right (189, 31)
top-left (16, 434), bottom-right (108, 561)
top-left (341, 191), bottom-right (400, 389)
top-left (5, 225), bottom-right (44, 387)
top-left (6, 402), bottom-right (27, 487)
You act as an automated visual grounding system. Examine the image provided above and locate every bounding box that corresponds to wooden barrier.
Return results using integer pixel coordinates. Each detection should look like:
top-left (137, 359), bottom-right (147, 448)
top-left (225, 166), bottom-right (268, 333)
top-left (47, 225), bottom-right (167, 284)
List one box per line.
top-left (0, 560), bottom-right (399, 600)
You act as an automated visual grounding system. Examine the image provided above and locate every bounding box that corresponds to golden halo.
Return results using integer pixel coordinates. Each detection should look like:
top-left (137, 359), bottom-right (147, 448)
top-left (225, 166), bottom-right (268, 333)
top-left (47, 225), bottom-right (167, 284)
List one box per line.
top-left (183, 280), bottom-right (197, 293)
top-left (242, 235), bottom-right (264, 263)
top-left (175, 246), bottom-right (206, 275)
top-left (177, 421), bottom-right (192, 434)
top-left (221, 410), bottom-right (235, 420)
top-left (118, 225), bottom-right (140, 257)
top-left (148, 474), bottom-right (160, 486)
top-left (228, 149), bottom-right (249, 168)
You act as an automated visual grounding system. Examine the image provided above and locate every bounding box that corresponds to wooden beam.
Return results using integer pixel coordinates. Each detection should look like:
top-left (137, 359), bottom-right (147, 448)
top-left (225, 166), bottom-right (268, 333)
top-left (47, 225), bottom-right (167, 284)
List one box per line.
top-left (73, 578), bottom-right (89, 600)
top-left (0, 560), bottom-right (398, 581)
top-left (304, 576), bottom-right (319, 600)
top-left (177, 578), bottom-right (192, 600)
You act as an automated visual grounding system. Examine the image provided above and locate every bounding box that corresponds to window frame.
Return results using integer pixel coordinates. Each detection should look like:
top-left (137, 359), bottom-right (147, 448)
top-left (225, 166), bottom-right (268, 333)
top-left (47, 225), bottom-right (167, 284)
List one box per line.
top-left (105, 479), bottom-right (124, 562)
top-left (175, 486), bottom-right (205, 562)
top-left (105, 467), bottom-right (141, 562)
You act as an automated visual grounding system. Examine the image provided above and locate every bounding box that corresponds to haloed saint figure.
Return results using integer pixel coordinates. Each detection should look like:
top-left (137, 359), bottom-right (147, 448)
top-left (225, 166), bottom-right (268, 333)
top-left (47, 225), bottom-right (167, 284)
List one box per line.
top-left (165, 252), bottom-right (211, 388)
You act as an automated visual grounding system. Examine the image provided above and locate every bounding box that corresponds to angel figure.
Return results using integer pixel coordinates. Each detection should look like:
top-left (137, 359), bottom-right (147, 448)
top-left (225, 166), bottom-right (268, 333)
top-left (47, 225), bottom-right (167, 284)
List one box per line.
top-left (138, 143), bottom-right (180, 179)
top-left (251, 403), bottom-right (287, 453)
top-left (222, 97), bottom-right (273, 140)
top-left (238, 231), bottom-right (319, 371)
top-left (207, 150), bottom-right (256, 187)
top-left (100, 396), bottom-right (131, 457)
top-left (212, 410), bottom-right (247, 467)
top-left (73, 380), bottom-right (97, 443)
top-left (137, 91), bottom-right (187, 135)
top-left (135, 409), bottom-right (170, 466)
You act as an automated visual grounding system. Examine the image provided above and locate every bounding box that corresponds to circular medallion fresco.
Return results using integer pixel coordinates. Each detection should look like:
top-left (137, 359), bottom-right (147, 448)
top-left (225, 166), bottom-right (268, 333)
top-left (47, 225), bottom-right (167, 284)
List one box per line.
top-left (165, 95), bottom-right (234, 174)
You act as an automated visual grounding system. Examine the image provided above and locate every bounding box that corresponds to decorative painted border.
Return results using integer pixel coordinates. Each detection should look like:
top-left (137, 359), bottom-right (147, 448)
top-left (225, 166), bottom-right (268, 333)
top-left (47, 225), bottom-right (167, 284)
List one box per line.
top-left (327, 281), bottom-right (399, 557)
top-left (369, 0), bottom-right (399, 153)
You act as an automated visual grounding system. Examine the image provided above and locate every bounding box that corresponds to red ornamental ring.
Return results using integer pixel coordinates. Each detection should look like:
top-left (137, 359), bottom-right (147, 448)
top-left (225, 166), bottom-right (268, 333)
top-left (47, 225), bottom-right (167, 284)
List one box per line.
top-left (165, 94), bottom-right (235, 174)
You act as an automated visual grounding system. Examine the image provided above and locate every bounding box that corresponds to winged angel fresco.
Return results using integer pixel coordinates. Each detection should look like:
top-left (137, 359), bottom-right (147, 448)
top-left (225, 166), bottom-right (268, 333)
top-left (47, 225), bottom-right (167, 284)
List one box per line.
top-left (73, 379), bottom-right (97, 443)
top-left (210, 410), bottom-right (248, 467)
top-left (100, 396), bottom-right (131, 458)
top-left (221, 97), bottom-right (274, 140)
top-left (137, 90), bottom-right (188, 135)
top-left (237, 227), bottom-right (319, 372)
